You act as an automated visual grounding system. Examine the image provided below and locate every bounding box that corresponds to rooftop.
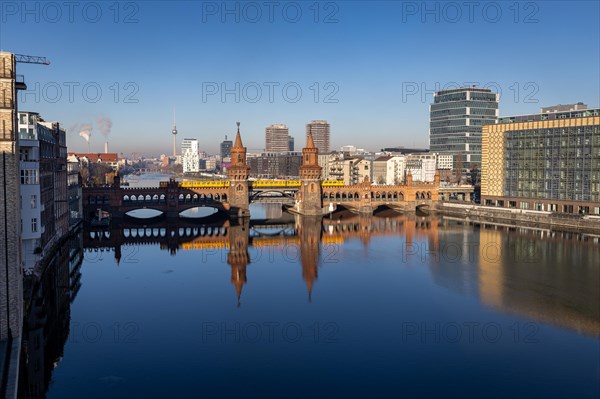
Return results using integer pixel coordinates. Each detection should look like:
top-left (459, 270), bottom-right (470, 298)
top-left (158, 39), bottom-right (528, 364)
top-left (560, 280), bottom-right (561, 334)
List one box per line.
top-left (495, 107), bottom-right (599, 125)
top-left (435, 87), bottom-right (494, 95)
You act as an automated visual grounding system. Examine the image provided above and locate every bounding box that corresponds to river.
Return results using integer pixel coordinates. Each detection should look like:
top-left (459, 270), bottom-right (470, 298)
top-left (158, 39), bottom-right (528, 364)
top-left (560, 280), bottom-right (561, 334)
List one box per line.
top-left (18, 174), bottom-right (600, 399)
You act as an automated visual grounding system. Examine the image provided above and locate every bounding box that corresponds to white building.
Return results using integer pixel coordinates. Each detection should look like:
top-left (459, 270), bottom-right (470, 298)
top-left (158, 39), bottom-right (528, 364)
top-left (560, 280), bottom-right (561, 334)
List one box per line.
top-left (373, 153), bottom-right (438, 185)
top-left (373, 155), bottom-right (406, 185)
top-left (340, 145), bottom-right (366, 155)
top-left (181, 138), bottom-right (200, 173)
top-left (19, 115), bottom-right (42, 270)
top-left (437, 154), bottom-right (454, 170)
top-left (318, 152), bottom-right (345, 181)
top-left (18, 112), bottom-right (69, 271)
top-left (405, 153), bottom-right (437, 182)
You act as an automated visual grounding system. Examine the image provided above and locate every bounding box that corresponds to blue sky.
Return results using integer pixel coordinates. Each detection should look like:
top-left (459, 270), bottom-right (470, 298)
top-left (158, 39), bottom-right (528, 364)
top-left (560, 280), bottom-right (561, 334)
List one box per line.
top-left (2, 1), bottom-right (599, 156)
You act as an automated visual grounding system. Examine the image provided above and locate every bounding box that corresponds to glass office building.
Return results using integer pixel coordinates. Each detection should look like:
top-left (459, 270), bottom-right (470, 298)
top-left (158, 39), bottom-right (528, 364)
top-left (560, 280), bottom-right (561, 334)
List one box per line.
top-left (430, 87), bottom-right (499, 170)
top-left (481, 108), bottom-right (600, 214)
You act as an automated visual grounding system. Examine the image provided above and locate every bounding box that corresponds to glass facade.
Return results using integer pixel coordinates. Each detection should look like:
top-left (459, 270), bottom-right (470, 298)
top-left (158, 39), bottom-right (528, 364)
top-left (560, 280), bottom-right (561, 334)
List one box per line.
top-left (429, 88), bottom-right (498, 169)
top-left (505, 125), bottom-right (600, 203)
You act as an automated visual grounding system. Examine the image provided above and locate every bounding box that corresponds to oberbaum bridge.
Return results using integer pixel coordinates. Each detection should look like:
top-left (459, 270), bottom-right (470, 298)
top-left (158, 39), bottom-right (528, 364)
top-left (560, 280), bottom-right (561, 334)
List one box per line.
top-left (83, 125), bottom-right (472, 220)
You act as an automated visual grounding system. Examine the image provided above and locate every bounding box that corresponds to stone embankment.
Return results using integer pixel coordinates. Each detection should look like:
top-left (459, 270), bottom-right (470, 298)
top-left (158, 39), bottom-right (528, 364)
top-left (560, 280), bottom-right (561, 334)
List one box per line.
top-left (437, 202), bottom-right (600, 234)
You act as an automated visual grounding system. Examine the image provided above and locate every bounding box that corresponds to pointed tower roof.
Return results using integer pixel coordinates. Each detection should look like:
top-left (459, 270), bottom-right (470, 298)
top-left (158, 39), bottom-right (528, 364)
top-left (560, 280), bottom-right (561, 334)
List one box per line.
top-left (234, 279), bottom-right (243, 308)
top-left (233, 122), bottom-right (244, 148)
top-left (306, 129), bottom-right (316, 149)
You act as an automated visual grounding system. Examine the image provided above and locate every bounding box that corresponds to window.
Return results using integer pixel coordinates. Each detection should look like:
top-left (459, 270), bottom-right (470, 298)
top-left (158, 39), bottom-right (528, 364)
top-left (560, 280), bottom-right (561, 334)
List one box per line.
top-left (20, 169), bottom-right (38, 184)
top-left (31, 218), bottom-right (37, 232)
top-left (30, 195), bottom-right (36, 208)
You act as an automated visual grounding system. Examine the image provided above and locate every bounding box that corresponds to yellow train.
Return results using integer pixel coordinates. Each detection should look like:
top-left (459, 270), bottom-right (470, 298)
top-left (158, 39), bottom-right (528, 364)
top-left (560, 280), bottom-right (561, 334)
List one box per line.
top-left (159, 179), bottom-right (345, 189)
top-left (321, 180), bottom-right (345, 187)
top-left (179, 180), bottom-right (230, 188)
top-left (251, 179), bottom-right (301, 188)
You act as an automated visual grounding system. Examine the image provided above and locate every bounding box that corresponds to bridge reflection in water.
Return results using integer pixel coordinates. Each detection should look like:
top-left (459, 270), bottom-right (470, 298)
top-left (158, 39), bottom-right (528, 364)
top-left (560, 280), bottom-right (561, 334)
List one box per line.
top-left (83, 211), bottom-right (599, 337)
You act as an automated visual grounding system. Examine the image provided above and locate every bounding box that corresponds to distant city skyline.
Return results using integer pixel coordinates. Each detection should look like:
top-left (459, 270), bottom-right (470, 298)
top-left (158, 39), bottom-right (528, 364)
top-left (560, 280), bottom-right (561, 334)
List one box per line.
top-left (4, 1), bottom-right (599, 155)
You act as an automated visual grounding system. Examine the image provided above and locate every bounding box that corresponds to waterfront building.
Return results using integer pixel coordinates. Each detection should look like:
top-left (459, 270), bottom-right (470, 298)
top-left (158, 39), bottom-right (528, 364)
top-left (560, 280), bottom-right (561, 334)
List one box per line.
top-left (430, 87), bottom-right (499, 171)
top-left (306, 120), bottom-right (330, 153)
top-left (265, 124), bottom-right (289, 152)
top-left (18, 111), bottom-right (68, 271)
top-left (181, 138), bottom-right (200, 173)
top-left (0, 53), bottom-right (23, 364)
top-left (481, 107), bottom-right (600, 214)
top-left (67, 154), bottom-right (82, 227)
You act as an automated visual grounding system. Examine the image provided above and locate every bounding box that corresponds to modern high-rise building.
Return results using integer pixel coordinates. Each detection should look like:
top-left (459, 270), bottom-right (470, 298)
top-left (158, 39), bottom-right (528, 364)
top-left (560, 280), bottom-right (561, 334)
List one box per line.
top-left (265, 124), bottom-right (289, 152)
top-left (306, 120), bottom-right (330, 154)
top-left (481, 107), bottom-right (600, 214)
top-left (181, 138), bottom-right (200, 173)
top-left (288, 135), bottom-right (294, 152)
top-left (220, 135), bottom-right (233, 159)
top-left (430, 87), bottom-right (499, 171)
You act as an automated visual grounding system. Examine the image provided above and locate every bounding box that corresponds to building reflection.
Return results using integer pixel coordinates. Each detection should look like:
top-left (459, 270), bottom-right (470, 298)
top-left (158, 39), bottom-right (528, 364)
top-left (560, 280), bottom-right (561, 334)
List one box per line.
top-left (476, 224), bottom-right (600, 337)
top-left (431, 218), bottom-right (599, 337)
top-left (19, 227), bottom-right (83, 399)
top-left (81, 212), bottom-right (599, 337)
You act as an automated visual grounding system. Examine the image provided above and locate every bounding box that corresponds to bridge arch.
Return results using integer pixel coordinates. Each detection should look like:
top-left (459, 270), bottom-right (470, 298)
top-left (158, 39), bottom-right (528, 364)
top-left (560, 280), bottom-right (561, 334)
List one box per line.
top-left (250, 190), bottom-right (295, 201)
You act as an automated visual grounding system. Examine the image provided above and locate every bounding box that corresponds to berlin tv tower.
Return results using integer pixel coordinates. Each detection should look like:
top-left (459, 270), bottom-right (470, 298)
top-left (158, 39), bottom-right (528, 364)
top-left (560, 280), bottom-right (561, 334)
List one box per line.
top-left (172, 109), bottom-right (177, 157)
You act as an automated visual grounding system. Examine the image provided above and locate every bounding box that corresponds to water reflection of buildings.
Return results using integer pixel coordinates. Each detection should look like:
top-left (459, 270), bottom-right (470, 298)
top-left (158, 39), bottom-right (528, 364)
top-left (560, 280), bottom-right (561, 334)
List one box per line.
top-left (476, 224), bottom-right (600, 337)
top-left (81, 214), bottom-right (599, 336)
top-left (432, 218), bottom-right (600, 337)
top-left (82, 213), bottom-right (440, 304)
top-left (19, 228), bottom-right (83, 398)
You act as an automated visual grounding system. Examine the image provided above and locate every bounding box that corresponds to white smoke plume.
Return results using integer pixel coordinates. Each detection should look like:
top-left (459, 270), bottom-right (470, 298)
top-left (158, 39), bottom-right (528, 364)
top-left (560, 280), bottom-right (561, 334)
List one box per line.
top-left (96, 116), bottom-right (112, 138)
top-left (78, 124), bottom-right (93, 143)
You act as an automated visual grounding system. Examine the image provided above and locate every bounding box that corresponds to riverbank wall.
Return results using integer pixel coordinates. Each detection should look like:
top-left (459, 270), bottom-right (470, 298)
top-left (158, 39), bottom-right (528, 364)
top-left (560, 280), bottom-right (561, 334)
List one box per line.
top-left (436, 202), bottom-right (600, 234)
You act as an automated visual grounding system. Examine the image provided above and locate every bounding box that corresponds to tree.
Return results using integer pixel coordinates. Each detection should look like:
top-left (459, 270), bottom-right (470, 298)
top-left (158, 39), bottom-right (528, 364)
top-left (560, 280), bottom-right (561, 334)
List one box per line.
top-left (454, 153), bottom-right (464, 184)
top-left (468, 163), bottom-right (480, 185)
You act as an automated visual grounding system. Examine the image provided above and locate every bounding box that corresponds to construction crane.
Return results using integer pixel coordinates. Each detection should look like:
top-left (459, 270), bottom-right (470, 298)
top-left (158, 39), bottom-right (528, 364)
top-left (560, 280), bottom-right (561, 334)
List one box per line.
top-left (14, 54), bottom-right (50, 65)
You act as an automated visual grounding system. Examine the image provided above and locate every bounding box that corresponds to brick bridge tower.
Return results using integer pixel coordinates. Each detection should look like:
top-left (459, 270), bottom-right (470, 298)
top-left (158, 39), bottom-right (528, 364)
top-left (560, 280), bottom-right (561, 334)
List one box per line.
top-left (227, 122), bottom-right (250, 217)
top-left (227, 218), bottom-right (250, 307)
top-left (298, 215), bottom-right (322, 302)
top-left (296, 130), bottom-right (323, 215)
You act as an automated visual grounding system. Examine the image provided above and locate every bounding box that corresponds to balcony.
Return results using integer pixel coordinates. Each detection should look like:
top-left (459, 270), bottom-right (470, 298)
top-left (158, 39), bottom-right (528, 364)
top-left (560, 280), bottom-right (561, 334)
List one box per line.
top-left (16, 75), bottom-right (27, 91)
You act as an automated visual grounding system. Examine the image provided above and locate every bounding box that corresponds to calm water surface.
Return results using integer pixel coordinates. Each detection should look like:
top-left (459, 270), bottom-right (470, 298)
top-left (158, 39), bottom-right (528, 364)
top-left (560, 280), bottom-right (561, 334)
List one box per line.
top-left (20, 175), bottom-right (600, 399)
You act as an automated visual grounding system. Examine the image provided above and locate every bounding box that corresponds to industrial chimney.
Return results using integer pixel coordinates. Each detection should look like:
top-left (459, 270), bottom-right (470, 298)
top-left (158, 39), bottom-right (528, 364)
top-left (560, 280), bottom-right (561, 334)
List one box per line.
top-left (105, 141), bottom-right (109, 154)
